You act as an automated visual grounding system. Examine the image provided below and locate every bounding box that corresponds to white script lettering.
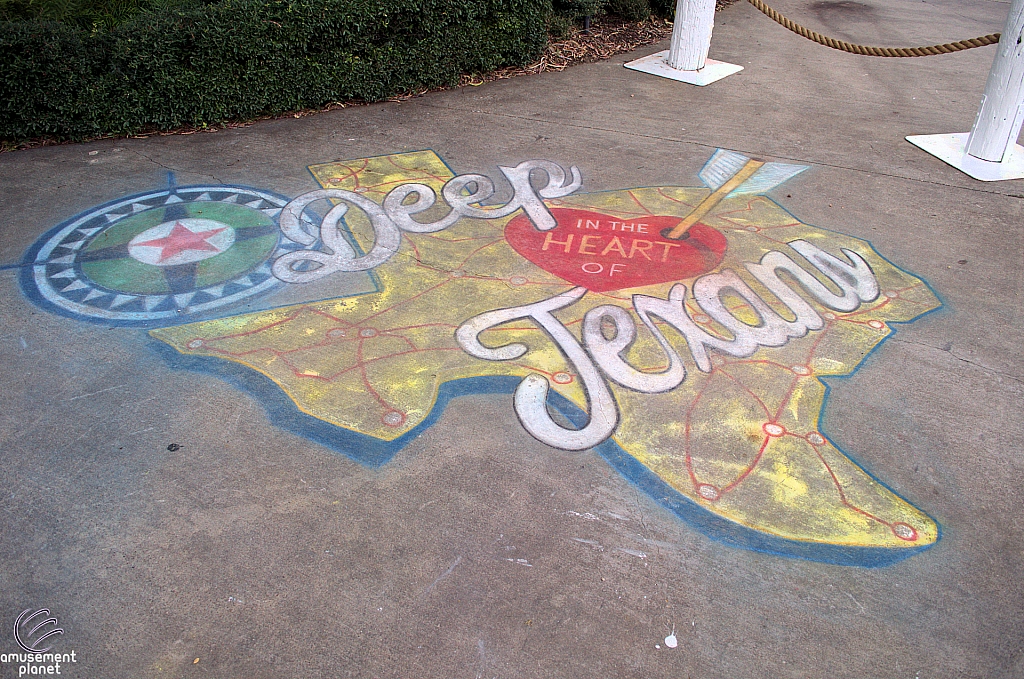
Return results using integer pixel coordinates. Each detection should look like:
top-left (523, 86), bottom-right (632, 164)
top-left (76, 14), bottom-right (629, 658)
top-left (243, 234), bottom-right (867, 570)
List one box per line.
top-left (455, 241), bottom-right (880, 449)
top-left (272, 160), bottom-right (582, 283)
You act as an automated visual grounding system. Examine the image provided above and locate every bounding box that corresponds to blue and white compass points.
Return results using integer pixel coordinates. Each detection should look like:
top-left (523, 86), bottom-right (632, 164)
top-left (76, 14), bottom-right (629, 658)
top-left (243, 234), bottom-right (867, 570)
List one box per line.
top-left (23, 184), bottom-right (311, 326)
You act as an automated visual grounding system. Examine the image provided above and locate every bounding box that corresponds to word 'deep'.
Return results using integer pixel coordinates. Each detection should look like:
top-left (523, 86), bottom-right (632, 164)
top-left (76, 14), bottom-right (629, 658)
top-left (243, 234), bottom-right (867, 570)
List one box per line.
top-left (272, 160), bottom-right (581, 282)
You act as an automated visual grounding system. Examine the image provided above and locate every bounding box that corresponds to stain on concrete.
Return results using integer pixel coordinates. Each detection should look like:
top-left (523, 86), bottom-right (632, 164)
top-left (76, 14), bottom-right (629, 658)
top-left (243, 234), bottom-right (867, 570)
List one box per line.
top-left (810, 0), bottom-right (878, 21)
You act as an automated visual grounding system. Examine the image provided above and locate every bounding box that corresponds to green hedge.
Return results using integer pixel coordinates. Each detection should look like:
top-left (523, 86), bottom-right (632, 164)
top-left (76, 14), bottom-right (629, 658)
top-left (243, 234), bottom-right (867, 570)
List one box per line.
top-left (0, 0), bottom-right (550, 141)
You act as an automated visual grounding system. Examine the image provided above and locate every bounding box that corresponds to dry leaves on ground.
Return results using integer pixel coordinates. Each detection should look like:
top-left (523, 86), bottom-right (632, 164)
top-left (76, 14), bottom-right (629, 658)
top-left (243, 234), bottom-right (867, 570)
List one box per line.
top-left (454, 17), bottom-right (674, 89)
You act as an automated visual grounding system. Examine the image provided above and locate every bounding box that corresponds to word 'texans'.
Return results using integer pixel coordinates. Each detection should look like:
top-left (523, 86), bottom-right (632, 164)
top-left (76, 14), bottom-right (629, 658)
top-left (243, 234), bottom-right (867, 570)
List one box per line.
top-left (457, 240), bottom-right (879, 450)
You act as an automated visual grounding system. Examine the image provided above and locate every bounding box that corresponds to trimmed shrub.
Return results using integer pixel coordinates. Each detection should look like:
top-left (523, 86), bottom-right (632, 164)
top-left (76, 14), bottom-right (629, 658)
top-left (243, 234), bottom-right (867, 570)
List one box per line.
top-left (605, 0), bottom-right (649, 20)
top-left (551, 0), bottom-right (602, 21)
top-left (0, 0), bottom-right (211, 28)
top-left (647, 0), bottom-right (673, 18)
top-left (0, 0), bottom-right (550, 141)
top-left (546, 9), bottom-right (574, 37)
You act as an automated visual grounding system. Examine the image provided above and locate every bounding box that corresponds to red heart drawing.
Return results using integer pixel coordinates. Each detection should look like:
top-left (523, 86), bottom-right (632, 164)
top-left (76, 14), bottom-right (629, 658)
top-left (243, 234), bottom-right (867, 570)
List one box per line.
top-left (504, 208), bottom-right (727, 293)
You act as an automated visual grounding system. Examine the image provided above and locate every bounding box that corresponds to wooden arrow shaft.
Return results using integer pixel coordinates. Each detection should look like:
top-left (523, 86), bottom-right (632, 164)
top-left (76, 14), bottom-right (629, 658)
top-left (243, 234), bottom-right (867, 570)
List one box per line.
top-left (666, 158), bottom-right (765, 239)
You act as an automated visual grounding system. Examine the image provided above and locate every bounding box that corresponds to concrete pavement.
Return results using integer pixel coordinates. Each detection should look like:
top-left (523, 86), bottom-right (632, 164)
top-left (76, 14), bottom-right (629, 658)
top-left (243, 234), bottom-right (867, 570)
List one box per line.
top-left (1, 0), bottom-right (1022, 677)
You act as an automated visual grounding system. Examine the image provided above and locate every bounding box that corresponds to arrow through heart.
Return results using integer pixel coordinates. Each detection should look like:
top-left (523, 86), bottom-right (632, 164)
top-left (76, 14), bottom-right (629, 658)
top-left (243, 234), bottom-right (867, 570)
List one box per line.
top-left (505, 153), bottom-right (808, 293)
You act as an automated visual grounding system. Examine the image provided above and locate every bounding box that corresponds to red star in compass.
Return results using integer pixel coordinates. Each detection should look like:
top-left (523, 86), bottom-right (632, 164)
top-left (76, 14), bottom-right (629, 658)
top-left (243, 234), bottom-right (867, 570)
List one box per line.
top-left (135, 222), bottom-right (227, 262)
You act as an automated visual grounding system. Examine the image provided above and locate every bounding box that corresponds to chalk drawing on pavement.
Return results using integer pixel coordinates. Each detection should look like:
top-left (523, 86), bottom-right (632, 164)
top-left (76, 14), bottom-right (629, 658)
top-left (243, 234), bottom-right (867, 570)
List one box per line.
top-left (23, 150), bottom-right (943, 566)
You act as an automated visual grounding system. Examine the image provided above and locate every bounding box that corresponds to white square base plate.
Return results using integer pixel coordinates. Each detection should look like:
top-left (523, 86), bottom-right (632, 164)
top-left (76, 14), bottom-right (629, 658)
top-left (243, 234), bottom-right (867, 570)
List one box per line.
top-left (906, 132), bottom-right (1024, 182)
top-left (624, 51), bottom-right (743, 86)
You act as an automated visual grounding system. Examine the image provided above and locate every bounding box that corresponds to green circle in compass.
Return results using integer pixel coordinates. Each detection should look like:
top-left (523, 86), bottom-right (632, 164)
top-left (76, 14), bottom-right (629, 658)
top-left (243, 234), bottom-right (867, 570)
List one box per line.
top-left (81, 201), bottom-right (279, 295)
top-left (24, 184), bottom-right (311, 326)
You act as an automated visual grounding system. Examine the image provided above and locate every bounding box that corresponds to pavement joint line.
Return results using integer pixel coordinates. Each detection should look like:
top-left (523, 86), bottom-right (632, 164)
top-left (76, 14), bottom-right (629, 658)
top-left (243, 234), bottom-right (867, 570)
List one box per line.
top-left (413, 100), bottom-right (1024, 199)
top-left (129, 147), bottom-right (224, 184)
top-left (889, 336), bottom-right (1024, 386)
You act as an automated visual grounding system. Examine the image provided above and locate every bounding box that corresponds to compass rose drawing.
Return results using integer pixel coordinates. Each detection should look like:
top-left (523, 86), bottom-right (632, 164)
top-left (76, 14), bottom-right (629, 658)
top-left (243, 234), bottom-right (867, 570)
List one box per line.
top-left (22, 180), bottom-right (311, 326)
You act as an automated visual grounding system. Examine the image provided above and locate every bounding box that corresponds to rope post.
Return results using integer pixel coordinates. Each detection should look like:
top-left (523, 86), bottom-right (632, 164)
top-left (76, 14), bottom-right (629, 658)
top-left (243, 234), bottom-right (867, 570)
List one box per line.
top-left (907, 0), bottom-right (1024, 180)
top-left (624, 0), bottom-right (743, 86)
top-left (666, 0), bottom-right (716, 70)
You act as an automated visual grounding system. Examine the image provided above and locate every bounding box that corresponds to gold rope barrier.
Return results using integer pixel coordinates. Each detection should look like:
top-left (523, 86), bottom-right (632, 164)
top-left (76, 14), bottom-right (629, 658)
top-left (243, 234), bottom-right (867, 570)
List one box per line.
top-left (747, 0), bottom-right (1001, 57)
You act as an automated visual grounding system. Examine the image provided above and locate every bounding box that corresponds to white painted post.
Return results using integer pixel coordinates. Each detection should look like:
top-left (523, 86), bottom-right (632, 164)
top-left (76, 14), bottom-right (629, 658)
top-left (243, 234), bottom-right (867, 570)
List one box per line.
top-left (666, 0), bottom-right (716, 71)
top-left (965, 0), bottom-right (1024, 162)
top-left (907, 0), bottom-right (1024, 180)
top-left (623, 0), bottom-right (742, 86)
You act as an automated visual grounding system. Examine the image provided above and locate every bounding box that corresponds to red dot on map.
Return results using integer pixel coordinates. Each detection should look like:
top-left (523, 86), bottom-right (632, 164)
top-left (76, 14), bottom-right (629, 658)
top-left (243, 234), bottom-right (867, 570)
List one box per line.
top-left (867, 320), bottom-right (885, 330)
top-left (553, 372), bottom-right (573, 384)
top-left (187, 339), bottom-right (204, 349)
top-left (509, 276), bottom-right (528, 286)
top-left (693, 313), bottom-right (712, 325)
top-left (327, 328), bottom-right (347, 338)
top-left (763, 423), bottom-right (786, 437)
top-left (697, 484), bottom-right (720, 501)
top-left (329, 178), bottom-right (342, 183)
top-left (822, 312), bottom-right (836, 321)
top-left (359, 328), bottom-right (378, 338)
top-left (891, 523), bottom-right (918, 541)
top-left (745, 225), bottom-right (759, 232)
top-left (382, 411), bottom-right (406, 427)
top-left (807, 432), bottom-right (825, 446)
top-left (791, 365), bottom-right (812, 376)
top-left (884, 290), bottom-right (899, 298)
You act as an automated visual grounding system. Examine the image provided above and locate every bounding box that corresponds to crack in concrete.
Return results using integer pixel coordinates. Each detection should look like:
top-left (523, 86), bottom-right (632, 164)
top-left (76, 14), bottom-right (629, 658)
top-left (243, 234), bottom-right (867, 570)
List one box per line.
top-left (129, 148), bottom-right (224, 184)
top-left (890, 336), bottom-right (1024, 386)
top-left (388, 241), bottom-right (506, 282)
top-left (632, 486), bottom-right (651, 542)
top-left (420, 555), bottom-right (462, 596)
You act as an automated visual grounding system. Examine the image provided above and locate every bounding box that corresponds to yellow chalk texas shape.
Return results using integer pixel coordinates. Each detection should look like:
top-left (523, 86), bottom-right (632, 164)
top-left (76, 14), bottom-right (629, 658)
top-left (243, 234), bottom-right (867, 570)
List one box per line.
top-left (152, 151), bottom-right (941, 566)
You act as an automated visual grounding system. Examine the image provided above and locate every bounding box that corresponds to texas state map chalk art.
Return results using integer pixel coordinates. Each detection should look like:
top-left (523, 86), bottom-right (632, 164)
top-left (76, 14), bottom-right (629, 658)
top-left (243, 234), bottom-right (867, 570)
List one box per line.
top-left (22, 150), bottom-right (942, 566)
